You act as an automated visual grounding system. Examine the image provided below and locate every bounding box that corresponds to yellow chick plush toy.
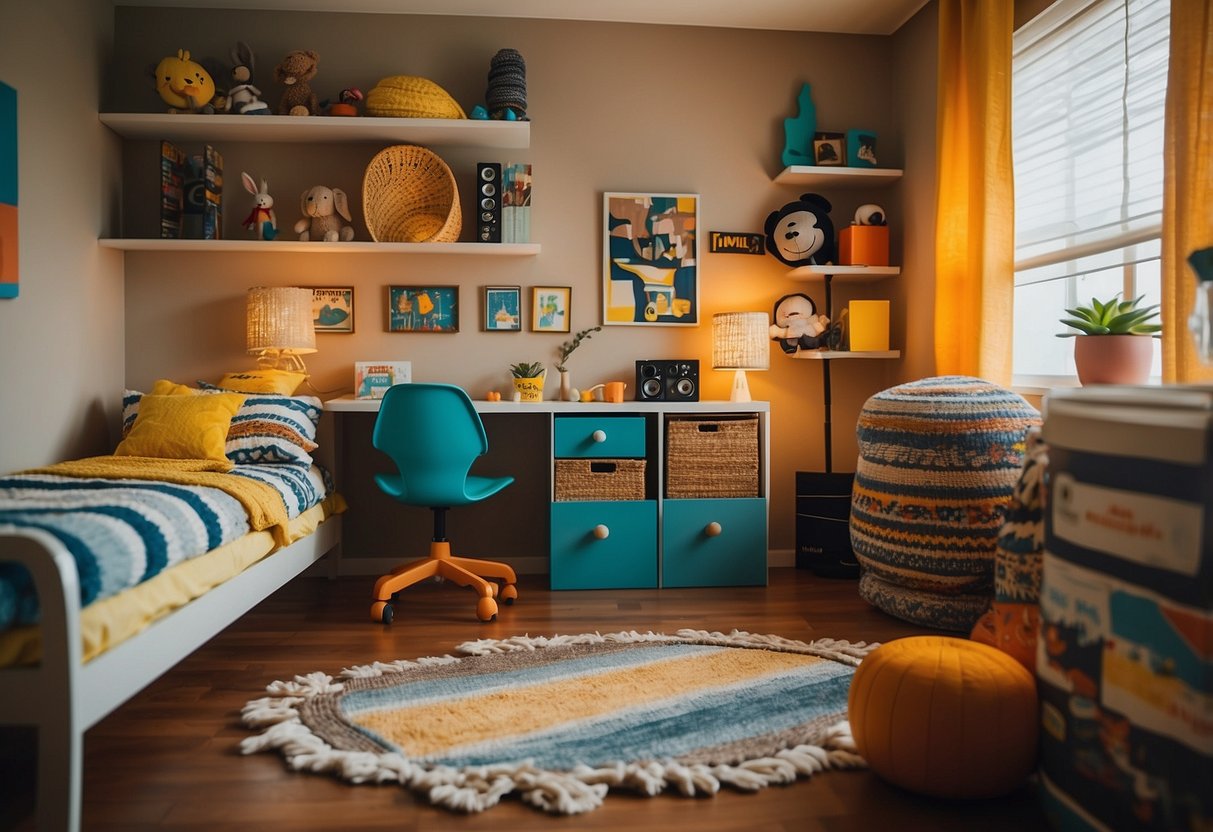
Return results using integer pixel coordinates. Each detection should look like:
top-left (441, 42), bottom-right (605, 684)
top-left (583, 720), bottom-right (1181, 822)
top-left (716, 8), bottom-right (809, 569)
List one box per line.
top-left (154, 49), bottom-right (217, 113)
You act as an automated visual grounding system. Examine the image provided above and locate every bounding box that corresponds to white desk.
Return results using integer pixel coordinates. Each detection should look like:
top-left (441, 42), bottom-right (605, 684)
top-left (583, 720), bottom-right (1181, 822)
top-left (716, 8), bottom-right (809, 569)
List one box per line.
top-left (323, 396), bottom-right (770, 588)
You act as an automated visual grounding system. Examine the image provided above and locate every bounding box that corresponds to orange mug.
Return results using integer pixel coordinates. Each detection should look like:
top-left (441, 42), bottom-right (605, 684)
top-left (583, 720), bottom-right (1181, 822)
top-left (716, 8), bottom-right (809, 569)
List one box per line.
top-left (604, 381), bottom-right (627, 403)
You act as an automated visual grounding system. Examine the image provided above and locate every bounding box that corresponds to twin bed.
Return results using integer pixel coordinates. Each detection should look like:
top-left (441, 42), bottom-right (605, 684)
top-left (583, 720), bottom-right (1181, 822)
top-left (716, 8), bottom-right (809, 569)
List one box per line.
top-left (0, 380), bottom-right (346, 830)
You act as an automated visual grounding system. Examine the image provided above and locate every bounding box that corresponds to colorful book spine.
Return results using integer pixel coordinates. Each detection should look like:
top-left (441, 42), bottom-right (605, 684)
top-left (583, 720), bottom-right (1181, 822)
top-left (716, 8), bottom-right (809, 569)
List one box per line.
top-left (203, 144), bottom-right (223, 240)
top-left (159, 140), bottom-right (185, 239)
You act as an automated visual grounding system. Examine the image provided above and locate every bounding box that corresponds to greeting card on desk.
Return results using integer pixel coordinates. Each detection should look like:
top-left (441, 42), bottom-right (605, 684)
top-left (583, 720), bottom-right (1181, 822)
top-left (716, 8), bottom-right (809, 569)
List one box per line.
top-left (355, 361), bottom-right (412, 399)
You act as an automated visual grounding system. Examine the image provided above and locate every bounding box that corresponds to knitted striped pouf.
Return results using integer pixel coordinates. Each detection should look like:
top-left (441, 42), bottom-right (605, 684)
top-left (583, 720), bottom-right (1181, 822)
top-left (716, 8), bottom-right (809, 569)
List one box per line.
top-left (850, 376), bottom-right (1040, 631)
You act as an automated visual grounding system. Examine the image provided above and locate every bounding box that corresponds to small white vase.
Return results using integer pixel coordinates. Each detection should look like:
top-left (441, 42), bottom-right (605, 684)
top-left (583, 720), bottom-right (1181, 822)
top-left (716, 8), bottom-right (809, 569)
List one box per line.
top-left (559, 370), bottom-right (572, 401)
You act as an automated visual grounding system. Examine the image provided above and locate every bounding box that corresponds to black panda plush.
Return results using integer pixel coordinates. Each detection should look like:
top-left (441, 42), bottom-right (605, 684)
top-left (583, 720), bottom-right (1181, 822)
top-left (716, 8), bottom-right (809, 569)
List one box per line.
top-left (764, 192), bottom-right (836, 267)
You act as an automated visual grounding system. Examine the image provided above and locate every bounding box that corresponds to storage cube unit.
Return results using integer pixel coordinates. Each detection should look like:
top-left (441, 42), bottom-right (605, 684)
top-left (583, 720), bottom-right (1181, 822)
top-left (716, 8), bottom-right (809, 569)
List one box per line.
top-left (1038, 387), bottom-right (1213, 832)
top-left (549, 408), bottom-right (768, 591)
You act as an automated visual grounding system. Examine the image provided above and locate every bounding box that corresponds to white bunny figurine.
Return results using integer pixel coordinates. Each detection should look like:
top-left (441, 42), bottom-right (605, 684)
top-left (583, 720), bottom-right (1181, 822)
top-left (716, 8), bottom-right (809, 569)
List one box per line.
top-left (241, 172), bottom-right (277, 240)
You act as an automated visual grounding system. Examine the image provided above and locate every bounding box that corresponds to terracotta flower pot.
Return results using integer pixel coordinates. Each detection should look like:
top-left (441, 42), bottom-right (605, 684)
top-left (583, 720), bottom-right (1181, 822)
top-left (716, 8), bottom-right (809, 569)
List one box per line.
top-left (1073, 335), bottom-right (1154, 385)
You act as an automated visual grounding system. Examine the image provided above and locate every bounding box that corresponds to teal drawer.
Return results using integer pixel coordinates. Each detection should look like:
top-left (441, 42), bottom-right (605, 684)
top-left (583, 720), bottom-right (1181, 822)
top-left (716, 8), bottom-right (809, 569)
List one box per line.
top-left (662, 498), bottom-right (767, 587)
top-left (550, 500), bottom-right (656, 589)
top-left (554, 416), bottom-right (646, 458)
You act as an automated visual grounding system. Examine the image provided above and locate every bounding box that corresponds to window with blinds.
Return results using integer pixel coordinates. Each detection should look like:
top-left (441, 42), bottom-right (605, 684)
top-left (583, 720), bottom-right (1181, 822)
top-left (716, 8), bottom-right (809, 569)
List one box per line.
top-left (1011, 0), bottom-right (1169, 381)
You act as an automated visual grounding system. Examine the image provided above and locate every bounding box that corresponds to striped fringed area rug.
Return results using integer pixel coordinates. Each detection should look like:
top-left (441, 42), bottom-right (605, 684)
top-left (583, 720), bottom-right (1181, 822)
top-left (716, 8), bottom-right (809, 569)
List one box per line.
top-left (240, 629), bottom-right (876, 815)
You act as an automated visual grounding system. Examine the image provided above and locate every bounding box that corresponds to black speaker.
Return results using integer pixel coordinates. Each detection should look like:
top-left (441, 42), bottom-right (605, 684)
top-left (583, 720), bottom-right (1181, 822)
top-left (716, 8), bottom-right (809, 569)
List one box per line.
top-left (475, 162), bottom-right (501, 243)
top-left (635, 359), bottom-right (699, 402)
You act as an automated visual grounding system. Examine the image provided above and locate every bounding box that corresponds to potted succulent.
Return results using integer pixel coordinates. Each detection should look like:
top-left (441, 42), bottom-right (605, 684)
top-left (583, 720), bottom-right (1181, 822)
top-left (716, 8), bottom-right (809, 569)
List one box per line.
top-left (555, 325), bottom-right (601, 401)
top-left (1057, 294), bottom-right (1161, 385)
top-left (509, 361), bottom-right (547, 402)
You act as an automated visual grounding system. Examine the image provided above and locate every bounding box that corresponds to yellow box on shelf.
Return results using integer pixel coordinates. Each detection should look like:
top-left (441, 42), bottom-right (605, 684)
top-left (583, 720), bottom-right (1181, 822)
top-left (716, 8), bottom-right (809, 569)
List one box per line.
top-left (848, 300), bottom-right (890, 352)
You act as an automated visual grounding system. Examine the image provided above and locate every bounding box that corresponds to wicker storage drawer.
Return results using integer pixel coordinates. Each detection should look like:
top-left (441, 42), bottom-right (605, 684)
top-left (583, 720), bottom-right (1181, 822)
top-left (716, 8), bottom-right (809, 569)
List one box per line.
top-left (554, 458), bottom-right (646, 501)
top-left (665, 415), bottom-right (759, 498)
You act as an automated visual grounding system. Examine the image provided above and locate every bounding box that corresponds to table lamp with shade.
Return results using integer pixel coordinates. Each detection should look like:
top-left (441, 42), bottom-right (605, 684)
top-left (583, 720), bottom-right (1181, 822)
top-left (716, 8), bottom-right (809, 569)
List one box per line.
top-left (712, 311), bottom-right (770, 402)
top-left (246, 286), bottom-right (317, 373)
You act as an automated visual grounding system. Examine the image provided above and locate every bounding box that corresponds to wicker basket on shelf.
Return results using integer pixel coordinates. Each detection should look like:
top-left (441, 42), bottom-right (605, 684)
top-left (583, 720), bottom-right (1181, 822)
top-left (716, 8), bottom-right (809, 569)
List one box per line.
top-left (665, 415), bottom-right (760, 498)
top-left (362, 144), bottom-right (462, 243)
top-left (554, 459), bottom-right (646, 501)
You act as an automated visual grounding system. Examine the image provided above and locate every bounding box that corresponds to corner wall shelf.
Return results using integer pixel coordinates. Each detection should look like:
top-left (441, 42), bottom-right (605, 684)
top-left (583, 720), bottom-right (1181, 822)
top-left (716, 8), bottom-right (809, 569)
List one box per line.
top-left (99, 239), bottom-right (540, 255)
top-left (773, 166), bottom-right (903, 187)
top-left (99, 113), bottom-right (531, 148)
top-left (788, 265), bottom-right (900, 281)
top-left (790, 350), bottom-right (901, 360)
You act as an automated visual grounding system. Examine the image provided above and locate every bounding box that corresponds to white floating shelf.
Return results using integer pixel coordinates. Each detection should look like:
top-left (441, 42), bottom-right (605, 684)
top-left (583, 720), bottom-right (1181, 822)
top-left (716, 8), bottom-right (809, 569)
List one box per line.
top-left (773, 166), bottom-right (903, 186)
top-left (99, 113), bottom-right (531, 148)
top-left (99, 239), bottom-right (541, 255)
top-left (787, 265), bottom-right (900, 281)
top-left (790, 350), bottom-right (901, 360)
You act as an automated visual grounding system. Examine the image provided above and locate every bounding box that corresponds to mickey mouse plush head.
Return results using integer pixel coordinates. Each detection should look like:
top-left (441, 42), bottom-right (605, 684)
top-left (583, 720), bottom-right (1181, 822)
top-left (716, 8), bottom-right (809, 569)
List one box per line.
top-left (764, 192), bottom-right (836, 267)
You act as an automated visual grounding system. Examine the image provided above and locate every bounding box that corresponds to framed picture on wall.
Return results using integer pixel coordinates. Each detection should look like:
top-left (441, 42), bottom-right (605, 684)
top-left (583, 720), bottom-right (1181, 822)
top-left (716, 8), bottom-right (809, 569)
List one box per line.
top-left (483, 285), bottom-right (522, 331)
top-left (311, 287), bottom-right (354, 333)
top-left (387, 285), bottom-right (459, 333)
top-left (602, 192), bottom-right (699, 327)
top-left (531, 286), bottom-right (571, 332)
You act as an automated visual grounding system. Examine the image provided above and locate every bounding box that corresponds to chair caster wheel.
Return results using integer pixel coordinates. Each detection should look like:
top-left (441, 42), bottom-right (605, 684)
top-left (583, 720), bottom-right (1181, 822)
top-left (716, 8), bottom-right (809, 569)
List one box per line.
top-left (500, 584), bottom-right (518, 605)
top-left (477, 596), bottom-right (498, 622)
top-left (371, 601), bottom-right (394, 624)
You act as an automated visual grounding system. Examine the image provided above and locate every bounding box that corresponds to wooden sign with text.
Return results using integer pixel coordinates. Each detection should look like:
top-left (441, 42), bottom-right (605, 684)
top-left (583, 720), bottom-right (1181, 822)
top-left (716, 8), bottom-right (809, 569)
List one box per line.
top-left (708, 231), bottom-right (764, 255)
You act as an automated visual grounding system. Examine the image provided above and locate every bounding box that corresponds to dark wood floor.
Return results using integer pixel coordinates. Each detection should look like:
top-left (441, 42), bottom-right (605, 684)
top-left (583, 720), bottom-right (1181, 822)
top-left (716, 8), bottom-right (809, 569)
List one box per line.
top-left (4, 568), bottom-right (1048, 831)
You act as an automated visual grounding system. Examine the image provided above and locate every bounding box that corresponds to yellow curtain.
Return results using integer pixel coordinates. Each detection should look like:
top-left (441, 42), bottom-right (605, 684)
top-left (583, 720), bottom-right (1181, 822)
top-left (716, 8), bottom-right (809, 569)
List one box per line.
top-left (933, 0), bottom-right (1015, 385)
top-left (1161, 0), bottom-right (1213, 382)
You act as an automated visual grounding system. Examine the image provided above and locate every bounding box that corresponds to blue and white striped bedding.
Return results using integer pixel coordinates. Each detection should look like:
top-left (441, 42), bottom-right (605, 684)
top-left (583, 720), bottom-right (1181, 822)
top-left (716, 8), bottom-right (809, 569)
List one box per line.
top-left (0, 463), bottom-right (330, 630)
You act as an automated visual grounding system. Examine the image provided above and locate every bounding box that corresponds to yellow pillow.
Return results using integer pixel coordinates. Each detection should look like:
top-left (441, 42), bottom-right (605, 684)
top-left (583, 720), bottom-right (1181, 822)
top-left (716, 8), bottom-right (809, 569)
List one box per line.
top-left (115, 392), bottom-right (245, 462)
top-left (217, 369), bottom-right (307, 395)
top-left (150, 378), bottom-right (197, 396)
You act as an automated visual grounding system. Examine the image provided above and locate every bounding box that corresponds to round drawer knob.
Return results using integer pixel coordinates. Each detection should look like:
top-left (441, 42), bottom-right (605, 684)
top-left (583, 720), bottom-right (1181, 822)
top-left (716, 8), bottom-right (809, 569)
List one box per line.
top-left (593, 524), bottom-right (610, 540)
top-left (704, 521), bottom-right (723, 537)
top-left (592, 429), bottom-right (607, 443)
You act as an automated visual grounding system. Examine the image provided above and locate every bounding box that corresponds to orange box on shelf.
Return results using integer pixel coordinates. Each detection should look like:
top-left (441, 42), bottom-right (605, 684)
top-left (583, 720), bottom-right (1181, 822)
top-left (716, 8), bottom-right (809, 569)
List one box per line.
top-left (848, 300), bottom-right (890, 351)
top-left (838, 225), bottom-right (889, 266)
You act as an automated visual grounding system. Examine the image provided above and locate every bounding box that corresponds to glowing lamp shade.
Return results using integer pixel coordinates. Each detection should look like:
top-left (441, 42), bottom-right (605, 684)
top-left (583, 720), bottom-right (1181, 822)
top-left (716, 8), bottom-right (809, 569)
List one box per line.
top-left (712, 311), bottom-right (770, 402)
top-left (246, 286), bottom-right (317, 372)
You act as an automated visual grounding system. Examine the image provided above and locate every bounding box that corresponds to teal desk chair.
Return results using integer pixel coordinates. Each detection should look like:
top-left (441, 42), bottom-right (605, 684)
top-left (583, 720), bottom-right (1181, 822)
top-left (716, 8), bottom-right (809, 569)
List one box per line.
top-left (369, 383), bottom-right (518, 624)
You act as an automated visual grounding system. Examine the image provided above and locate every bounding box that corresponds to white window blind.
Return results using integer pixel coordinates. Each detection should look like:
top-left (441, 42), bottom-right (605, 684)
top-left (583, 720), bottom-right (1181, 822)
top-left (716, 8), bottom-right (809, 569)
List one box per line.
top-left (1012, 0), bottom-right (1169, 288)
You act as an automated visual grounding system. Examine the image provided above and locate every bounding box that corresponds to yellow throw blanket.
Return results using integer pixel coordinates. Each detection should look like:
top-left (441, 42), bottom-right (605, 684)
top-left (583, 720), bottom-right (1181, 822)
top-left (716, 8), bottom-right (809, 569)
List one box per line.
top-left (20, 455), bottom-right (291, 538)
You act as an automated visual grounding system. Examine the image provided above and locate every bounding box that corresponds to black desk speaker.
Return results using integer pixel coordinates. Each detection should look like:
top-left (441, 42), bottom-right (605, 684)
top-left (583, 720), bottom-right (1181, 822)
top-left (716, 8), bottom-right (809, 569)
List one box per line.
top-left (476, 162), bottom-right (501, 243)
top-left (635, 359), bottom-right (699, 402)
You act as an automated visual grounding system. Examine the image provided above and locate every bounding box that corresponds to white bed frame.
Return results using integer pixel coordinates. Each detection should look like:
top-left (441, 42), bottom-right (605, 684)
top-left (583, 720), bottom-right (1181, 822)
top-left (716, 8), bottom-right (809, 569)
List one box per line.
top-left (0, 516), bottom-right (341, 831)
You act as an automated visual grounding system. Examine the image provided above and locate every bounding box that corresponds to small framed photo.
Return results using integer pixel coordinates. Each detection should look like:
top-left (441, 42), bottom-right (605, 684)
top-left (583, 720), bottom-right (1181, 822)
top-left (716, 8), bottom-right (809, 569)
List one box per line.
top-left (483, 285), bottom-right (522, 331)
top-left (846, 129), bottom-right (878, 167)
top-left (813, 132), bottom-right (845, 166)
top-left (532, 286), bottom-right (571, 332)
top-left (387, 285), bottom-right (459, 333)
top-left (311, 287), bottom-right (354, 333)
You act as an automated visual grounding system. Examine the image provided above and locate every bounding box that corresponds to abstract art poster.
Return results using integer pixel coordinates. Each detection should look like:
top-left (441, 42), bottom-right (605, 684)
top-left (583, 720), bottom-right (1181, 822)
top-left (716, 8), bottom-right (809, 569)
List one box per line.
top-left (602, 193), bottom-right (698, 327)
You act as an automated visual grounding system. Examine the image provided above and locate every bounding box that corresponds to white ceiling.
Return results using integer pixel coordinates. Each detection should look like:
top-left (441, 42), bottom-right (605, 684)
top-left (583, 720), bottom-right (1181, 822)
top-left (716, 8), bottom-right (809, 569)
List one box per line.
top-left (116, 0), bottom-right (930, 35)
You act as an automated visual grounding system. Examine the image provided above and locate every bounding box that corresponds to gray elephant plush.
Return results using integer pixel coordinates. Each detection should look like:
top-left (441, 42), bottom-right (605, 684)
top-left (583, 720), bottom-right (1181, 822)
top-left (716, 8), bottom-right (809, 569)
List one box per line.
top-left (295, 185), bottom-right (354, 242)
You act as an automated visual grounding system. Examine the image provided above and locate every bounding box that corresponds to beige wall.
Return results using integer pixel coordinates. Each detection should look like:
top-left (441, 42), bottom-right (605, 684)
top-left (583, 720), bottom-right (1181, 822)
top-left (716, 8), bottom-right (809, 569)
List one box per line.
top-left (0, 0), bottom-right (125, 472)
top-left (1, 4), bottom-right (940, 563)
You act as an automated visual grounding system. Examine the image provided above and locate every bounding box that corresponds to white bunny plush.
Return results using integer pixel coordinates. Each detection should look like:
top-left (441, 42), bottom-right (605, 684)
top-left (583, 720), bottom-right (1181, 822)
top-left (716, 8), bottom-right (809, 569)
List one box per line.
top-left (241, 172), bottom-right (277, 240)
top-left (295, 185), bottom-right (355, 242)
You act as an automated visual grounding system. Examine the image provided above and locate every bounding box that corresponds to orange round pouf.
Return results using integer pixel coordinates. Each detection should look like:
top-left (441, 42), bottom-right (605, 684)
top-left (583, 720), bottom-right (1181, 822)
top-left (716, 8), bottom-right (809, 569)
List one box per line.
top-left (848, 636), bottom-right (1038, 799)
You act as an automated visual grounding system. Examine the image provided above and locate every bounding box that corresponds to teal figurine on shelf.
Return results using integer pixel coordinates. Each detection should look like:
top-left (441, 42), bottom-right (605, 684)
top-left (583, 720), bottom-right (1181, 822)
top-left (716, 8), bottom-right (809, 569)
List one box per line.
top-left (782, 83), bottom-right (817, 168)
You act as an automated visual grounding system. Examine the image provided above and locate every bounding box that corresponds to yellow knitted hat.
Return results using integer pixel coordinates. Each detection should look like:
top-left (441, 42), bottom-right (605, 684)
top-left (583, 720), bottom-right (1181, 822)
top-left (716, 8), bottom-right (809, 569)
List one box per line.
top-left (365, 76), bottom-right (467, 119)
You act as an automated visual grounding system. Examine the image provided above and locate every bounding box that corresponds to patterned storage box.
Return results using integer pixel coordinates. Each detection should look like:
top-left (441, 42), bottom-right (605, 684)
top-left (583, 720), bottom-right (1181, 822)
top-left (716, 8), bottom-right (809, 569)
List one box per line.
top-left (665, 415), bottom-right (759, 498)
top-left (1038, 386), bottom-right (1213, 832)
top-left (554, 458), bottom-right (645, 501)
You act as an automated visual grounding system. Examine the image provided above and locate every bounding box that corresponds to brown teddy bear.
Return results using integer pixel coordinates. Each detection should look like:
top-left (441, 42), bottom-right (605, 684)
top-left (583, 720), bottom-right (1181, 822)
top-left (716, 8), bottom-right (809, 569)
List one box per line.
top-left (275, 50), bottom-right (319, 116)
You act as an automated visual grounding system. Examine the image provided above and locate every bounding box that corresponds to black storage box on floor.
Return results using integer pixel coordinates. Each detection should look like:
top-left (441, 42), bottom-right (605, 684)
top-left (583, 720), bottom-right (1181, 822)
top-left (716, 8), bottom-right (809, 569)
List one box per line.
top-left (795, 471), bottom-right (859, 578)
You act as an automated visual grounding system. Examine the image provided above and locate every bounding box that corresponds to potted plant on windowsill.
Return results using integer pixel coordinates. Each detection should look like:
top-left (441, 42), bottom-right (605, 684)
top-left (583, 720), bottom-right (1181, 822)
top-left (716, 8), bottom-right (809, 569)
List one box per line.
top-left (509, 361), bottom-right (547, 402)
top-left (1057, 294), bottom-right (1161, 385)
